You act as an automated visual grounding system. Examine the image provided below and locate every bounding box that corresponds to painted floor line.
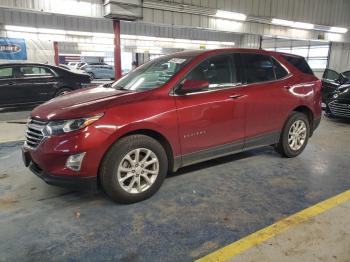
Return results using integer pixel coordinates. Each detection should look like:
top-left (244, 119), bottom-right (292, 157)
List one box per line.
top-left (196, 189), bottom-right (350, 262)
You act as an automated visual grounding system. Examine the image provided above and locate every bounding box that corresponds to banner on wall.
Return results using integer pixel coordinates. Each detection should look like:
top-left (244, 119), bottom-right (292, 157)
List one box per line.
top-left (0, 37), bottom-right (27, 60)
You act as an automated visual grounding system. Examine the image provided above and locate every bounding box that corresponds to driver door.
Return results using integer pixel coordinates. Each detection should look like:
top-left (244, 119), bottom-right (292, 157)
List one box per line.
top-left (174, 53), bottom-right (246, 165)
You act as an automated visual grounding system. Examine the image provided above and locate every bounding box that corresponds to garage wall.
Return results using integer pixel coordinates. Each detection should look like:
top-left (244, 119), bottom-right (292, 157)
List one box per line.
top-left (0, 30), bottom-right (54, 64)
top-left (0, 0), bottom-right (103, 18)
top-left (328, 43), bottom-right (350, 72)
top-left (1, 0), bottom-right (350, 43)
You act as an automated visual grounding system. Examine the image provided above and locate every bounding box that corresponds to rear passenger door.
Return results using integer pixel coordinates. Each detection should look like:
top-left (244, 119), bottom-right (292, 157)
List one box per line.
top-left (239, 53), bottom-right (292, 148)
top-left (15, 66), bottom-right (58, 103)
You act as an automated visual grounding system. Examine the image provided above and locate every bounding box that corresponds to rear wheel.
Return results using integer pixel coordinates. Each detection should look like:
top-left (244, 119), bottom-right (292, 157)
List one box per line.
top-left (99, 135), bottom-right (168, 204)
top-left (55, 88), bottom-right (72, 97)
top-left (275, 112), bottom-right (310, 158)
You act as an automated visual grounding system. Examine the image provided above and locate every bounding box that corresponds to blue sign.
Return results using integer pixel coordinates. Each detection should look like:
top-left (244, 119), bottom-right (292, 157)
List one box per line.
top-left (0, 38), bottom-right (27, 60)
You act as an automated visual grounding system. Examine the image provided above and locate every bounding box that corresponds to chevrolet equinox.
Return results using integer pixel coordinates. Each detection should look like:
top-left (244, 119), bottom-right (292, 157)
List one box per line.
top-left (22, 49), bottom-right (322, 203)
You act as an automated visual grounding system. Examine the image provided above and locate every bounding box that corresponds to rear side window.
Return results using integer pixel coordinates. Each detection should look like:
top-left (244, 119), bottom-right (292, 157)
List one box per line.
top-left (241, 54), bottom-right (275, 84)
top-left (282, 55), bottom-right (314, 75)
top-left (272, 58), bottom-right (289, 79)
top-left (20, 66), bottom-right (53, 77)
top-left (0, 67), bottom-right (13, 79)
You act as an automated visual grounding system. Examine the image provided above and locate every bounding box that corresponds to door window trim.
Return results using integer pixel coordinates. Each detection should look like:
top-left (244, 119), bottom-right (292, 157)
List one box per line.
top-left (170, 52), bottom-right (243, 96)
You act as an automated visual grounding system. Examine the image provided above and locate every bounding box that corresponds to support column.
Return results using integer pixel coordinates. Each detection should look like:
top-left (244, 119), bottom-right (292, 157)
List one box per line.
top-left (53, 41), bottom-right (59, 65)
top-left (113, 20), bottom-right (122, 80)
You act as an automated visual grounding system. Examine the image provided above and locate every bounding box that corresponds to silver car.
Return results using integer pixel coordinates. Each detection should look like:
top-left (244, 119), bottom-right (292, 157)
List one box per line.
top-left (82, 64), bottom-right (115, 80)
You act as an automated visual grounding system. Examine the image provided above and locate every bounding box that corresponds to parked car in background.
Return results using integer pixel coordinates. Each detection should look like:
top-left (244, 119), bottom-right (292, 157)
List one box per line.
top-left (321, 68), bottom-right (350, 103)
top-left (81, 64), bottom-right (115, 80)
top-left (76, 62), bottom-right (108, 70)
top-left (67, 62), bottom-right (79, 69)
top-left (325, 82), bottom-right (350, 119)
top-left (58, 64), bottom-right (71, 70)
top-left (0, 63), bottom-right (91, 107)
top-left (22, 49), bottom-right (321, 203)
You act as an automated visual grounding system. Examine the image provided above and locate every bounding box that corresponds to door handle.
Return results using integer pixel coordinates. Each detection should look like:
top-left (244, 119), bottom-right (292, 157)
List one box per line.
top-left (229, 94), bottom-right (245, 99)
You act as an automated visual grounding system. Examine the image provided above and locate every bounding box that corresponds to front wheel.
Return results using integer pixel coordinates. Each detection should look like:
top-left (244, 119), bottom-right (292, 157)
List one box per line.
top-left (99, 135), bottom-right (168, 204)
top-left (275, 112), bottom-right (310, 158)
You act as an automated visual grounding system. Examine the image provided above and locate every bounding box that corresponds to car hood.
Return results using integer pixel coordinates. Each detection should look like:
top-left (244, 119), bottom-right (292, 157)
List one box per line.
top-left (31, 87), bottom-right (134, 120)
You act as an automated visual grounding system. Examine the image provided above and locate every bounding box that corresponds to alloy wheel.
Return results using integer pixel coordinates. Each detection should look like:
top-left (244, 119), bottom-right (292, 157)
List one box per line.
top-left (288, 120), bottom-right (307, 151)
top-left (117, 148), bottom-right (159, 194)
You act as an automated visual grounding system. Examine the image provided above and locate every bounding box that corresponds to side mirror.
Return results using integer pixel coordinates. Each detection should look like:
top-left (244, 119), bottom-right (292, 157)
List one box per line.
top-left (179, 79), bottom-right (209, 94)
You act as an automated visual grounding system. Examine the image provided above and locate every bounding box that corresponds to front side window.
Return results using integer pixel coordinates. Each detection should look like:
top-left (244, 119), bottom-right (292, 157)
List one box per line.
top-left (111, 55), bottom-right (193, 91)
top-left (19, 66), bottom-right (53, 77)
top-left (0, 67), bottom-right (13, 79)
top-left (241, 54), bottom-right (275, 84)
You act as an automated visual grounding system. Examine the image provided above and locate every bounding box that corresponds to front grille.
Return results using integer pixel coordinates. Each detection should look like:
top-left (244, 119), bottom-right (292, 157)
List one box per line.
top-left (329, 101), bottom-right (350, 118)
top-left (25, 118), bottom-right (47, 149)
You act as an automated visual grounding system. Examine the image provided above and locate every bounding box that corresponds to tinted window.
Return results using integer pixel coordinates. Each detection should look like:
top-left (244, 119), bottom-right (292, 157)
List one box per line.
top-left (342, 71), bottom-right (350, 79)
top-left (20, 66), bottom-right (53, 77)
top-left (0, 67), bottom-right (13, 79)
top-left (241, 54), bottom-right (275, 84)
top-left (186, 54), bottom-right (239, 89)
top-left (323, 69), bottom-right (339, 81)
top-left (282, 55), bottom-right (314, 75)
top-left (272, 58), bottom-right (289, 79)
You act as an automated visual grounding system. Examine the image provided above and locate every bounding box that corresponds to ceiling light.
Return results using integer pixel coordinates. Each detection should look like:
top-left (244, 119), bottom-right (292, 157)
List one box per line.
top-left (271, 19), bottom-right (314, 30)
top-left (5, 25), bottom-right (38, 33)
top-left (271, 19), bottom-right (294, 27)
top-left (329, 27), bottom-right (348, 34)
top-left (215, 10), bottom-right (247, 21)
top-left (38, 28), bottom-right (66, 35)
top-left (293, 22), bottom-right (314, 29)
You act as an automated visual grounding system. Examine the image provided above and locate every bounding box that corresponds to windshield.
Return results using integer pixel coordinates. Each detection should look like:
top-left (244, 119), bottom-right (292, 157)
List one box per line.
top-left (111, 55), bottom-right (193, 91)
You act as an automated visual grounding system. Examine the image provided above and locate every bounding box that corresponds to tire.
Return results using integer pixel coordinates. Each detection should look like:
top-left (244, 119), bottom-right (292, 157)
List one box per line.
top-left (55, 88), bottom-right (72, 97)
top-left (275, 112), bottom-right (310, 158)
top-left (100, 135), bottom-right (168, 204)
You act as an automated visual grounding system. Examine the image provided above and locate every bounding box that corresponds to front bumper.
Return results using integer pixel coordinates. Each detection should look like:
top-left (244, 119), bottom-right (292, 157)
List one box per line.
top-left (23, 148), bottom-right (97, 191)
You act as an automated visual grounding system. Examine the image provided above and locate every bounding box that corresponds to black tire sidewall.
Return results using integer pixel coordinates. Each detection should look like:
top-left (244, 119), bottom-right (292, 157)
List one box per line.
top-left (280, 112), bottom-right (310, 157)
top-left (100, 135), bottom-right (168, 204)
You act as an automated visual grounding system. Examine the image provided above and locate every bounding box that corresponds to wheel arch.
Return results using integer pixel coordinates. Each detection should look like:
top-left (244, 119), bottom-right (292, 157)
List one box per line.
top-left (121, 129), bottom-right (177, 172)
top-left (99, 128), bottom-right (178, 177)
top-left (291, 105), bottom-right (315, 135)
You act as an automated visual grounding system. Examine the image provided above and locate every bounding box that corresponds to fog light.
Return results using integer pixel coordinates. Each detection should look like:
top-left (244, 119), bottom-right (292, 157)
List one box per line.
top-left (66, 152), bottom-right (86, 171)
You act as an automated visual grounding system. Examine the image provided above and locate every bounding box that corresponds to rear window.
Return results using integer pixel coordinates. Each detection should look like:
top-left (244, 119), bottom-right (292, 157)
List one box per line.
top-left (282, 55), bottom-right (314, 75)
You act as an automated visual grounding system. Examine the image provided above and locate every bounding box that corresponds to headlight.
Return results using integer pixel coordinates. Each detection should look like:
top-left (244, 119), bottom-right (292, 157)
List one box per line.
top-left (43, 114), bottom-right (103, 136)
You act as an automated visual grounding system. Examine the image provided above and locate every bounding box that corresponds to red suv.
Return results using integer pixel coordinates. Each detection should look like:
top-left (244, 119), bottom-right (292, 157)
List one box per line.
top-left (22, 49), bottom-right (321, 203)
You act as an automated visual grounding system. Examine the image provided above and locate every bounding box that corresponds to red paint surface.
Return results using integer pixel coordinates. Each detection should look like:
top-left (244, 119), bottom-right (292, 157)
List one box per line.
top-left (26, 48), bottom-right (322, 178)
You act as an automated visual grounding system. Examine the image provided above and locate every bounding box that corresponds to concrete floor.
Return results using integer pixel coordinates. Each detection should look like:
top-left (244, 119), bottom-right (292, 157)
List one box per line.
top-left (0, 114), bottom-right (349, 261)
top-left (230, 199), bottom-right (350, 262)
